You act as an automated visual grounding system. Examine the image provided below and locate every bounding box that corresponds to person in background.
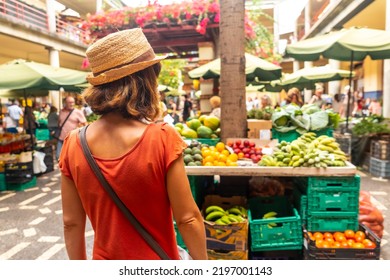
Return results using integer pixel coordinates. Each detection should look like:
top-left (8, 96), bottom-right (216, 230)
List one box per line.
top-left (7, 99), bottom-right (23, 131)
top-left (56, 96), bottom-right (87, 160)
top-left (253, 96), bottom-right (260, 109)
top-left (23, 105), bottom-right (37, 136)
top-left (309, 85), bottom-right (325, 108)
top-left (182, 94), bottom-right (193, 122)
top-left (59, 28), bottom-right (206, 260)
top-left (339, 85), bottom-right (355, 118)
top-left (2, 113), bottom-right (18, 133)
top-left (83, 103), bottom-right (93, 117)
top-left (332, 93), bottom-right (343, 114)
top-left (286, 87), bottom-right (303, 106)
top-left (47, 106), bottom-right (59, 137)
top-left (362, 97), bottom-right (371, 117)
top-left (246, 97), bottom-right (254, 111)
top-left (260, 95), bottom-right (272, 109)
top-left (168, 98), bottom-right (179, 124)
top-left (156, 91), bottom-right (168, 123)
top-left (368, 99), bottom-right (382, 116)
top-left (209, 95), bottom-right (221, 119)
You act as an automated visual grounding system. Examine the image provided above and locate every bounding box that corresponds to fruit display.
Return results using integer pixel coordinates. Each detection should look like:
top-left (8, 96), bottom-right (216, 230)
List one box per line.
top-left (359, 191), bottom-right (384, 238)
top-left (262, 211), bottom-right (278, 228)
top-left (258, 133), bottom-right (348, 167)
top-left (307, 229), bottom-right (377, 249)
top-left (183, 140), bottom-right (204, 166)
top-left (204, 205), bottom-right (248, 225)
top-left (226, 139), bottom-right (264, 163)
top-left (175, 115), bottom-right (221, 139)
top-left (201, 142), bottom-right (239, 166)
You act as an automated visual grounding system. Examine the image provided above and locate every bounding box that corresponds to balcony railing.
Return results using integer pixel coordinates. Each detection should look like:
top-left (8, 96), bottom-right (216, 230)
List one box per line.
top-left (0, 0), bottom-right (89, 45)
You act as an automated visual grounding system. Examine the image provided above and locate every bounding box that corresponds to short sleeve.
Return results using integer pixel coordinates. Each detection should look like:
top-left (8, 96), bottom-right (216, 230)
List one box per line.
top-left (160, 123), bottom-right (187, 170)
top-left (58, 130), bottom-right (77, 179)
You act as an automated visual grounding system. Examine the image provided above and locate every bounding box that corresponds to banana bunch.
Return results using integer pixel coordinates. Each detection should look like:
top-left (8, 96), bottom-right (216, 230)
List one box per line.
top-left (263, 211), bottom-right (278, 228)
top-left (258, 133), bottom-right (347, 168)
top-left (205, 205), bottom-right (247, 225)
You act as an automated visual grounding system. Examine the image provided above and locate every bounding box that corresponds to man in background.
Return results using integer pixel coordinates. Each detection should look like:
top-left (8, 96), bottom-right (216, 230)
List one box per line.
top-left (7, 99), bottom-right (23, 132)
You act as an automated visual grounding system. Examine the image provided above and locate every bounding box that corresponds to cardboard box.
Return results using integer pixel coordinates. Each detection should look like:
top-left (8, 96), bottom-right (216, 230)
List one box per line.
top-left (207, 249), bottom-right (248, 260)
top-left (247, 119), bottom-right (272, 139)
top-left (202, 195), bottom-right (248, 252)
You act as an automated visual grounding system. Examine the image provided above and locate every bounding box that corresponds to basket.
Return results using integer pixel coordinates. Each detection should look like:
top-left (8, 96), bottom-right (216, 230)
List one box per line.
top-left (303, 224), bottom-right (380, 260)
top-left (369, 157), bottom-right (390, 178)
top-left (248, 196), bottom-right (302, 251)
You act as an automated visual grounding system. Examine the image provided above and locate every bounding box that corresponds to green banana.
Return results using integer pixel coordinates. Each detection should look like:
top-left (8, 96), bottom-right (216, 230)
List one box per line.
top-left (205, 205), bottom-right (225, 215)
top-left (227, 207), bottom-right (242, 216)
top-left (205, 211), bottom-right (226, 221)
top-left (263, 211), bottom-right (277, 219)
top-left (220, 215), bottom-right (231, 225)
top-left (227, 214), bottom-right (240, 223)
top-left (215, 218), bottom-right (228, 225)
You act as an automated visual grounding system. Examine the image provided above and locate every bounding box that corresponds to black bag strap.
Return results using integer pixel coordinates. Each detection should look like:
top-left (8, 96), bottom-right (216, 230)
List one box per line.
top-left (79, 126), bottom-right (170, 260)
top-left (59, 109), bottom-right (74, 130)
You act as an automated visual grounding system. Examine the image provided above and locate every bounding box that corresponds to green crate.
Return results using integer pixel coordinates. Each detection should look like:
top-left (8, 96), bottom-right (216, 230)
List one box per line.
top-left (292, 187), bottom-right (307, 225)
top-left (0, 173), bottom-right (6, 192)
top-left (35, 128), bottom-right (51, 141)
top-left (307, 211), bottom-right (358, 232)
top-left (248, 196), bottom-right (302, 251)
top-left (6, 176), bottom-right (37, 191)
top-left (173, 221), bottom-right (186, 250)
top-left (188, 175), bottom-right (211, 208)
top-left (296, 175), bottom-right (360, 214)
top-left (272, 127), bottom-right (333, 143)
top-left (185, 138), bottom-right (220, 146)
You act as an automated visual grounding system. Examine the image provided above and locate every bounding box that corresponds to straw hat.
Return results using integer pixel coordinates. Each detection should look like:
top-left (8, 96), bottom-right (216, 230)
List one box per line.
top-left (86, 28), bottom-right (167, 85)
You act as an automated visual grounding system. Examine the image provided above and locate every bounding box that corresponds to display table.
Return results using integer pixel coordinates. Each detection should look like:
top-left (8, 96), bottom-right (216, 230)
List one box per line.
top-left (185, 161), bottom-right (357, 176)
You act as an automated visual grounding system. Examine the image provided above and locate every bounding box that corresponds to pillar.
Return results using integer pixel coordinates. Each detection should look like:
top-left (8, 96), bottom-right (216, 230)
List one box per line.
top-left (46, 47), bottom-right (61, 109)
top-left (383, 0), bottom-right (390, 118)
top-left (45, 0), bottom-right (56, 33)
top-left (197, 42), bottom-right (216, 113)
top-left (304, 61), bottom-right (313, 103)
top-left (328, 59), bottom-right (341, 96)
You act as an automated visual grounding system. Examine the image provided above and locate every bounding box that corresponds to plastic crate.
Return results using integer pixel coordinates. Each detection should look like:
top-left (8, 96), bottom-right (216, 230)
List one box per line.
top-left (250, 249), bottom-right (303, 260)
top-left (306, 211), bottom-right (358, 232)
top-left (187, 175), bottom-right (212, 208)
top-left (248, 196), bottom-right (302, 251)
top-left (296, 175), bottom-right (360, 214)
top-left (303, 224), bottom-right (380, 260)
top-left (35, 129), bottom-right (51, 141)
top-left (292, 187), bottom-right (307, 225)
top-left (0, 173), bottom-right (6, 192)
top-left (6, 176), bottom-right (37, 191)
top-left (333, 132), bottom-right (352, 156)
top-left (5, 161), bottom-right (34, 184)
top-left (272, 127), bottom-right (333, 143)
top-left (369, 157), bottom-right (390, 178)
top-left (370, 140), bottom-right (390, 160)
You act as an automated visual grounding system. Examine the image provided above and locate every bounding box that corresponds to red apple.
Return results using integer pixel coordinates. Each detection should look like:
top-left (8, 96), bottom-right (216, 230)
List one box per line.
top-left (234, 148), bottom-right (241, 154)
top-left (244, 153), bottom-right (250, 158)
top-left (249, 150), bottom-right (255, 155)
top-left (249, 142), bottom-right (256, 148)
top-left (235, 140), bottom-right (242, 146)
top-left (244, 140), bottom-right (250, 147)
top-left (239, 144), bottom-right (245, 150)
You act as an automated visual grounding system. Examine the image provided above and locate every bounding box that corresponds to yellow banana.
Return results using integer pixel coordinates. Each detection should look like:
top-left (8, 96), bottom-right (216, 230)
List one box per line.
top-left (205, 211), bottom-right (226, 221)
top-left (263, 211), bottom-right (277, 219)
top-left (205, 205), bottom-right (225, 215)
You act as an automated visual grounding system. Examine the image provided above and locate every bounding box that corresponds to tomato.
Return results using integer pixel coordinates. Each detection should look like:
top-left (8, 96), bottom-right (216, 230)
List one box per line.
top-left (354, 235), bottom-right (364, 243)
top-left (340, 241), bottom-right (349, 248)
top-left (344, 229), bottom-right (355, 239)
top-left (346, 239), bottom-right (355, 247)
top-left (352, 242), bottom-right (365, 249)
top-left (313, 232), bottom-right (324, 240)
top-left (321, 241), bottom-right (331, 248)
top-left (324, 237), bottom-right (334, 244)
top-left (332, 242), bottom-right (341, 248)
top-left (362, 239), bottom-right (376, 249)
top-left (355, 231), bottom-right (366, 240)
top-left (333, 232), bottom-right (344, 240)
top-left (315, 239), bottom-right (324, 248)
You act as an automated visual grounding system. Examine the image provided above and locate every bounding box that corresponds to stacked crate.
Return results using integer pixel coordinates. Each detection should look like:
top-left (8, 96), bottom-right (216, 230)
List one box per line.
top-left (4, 161), bottom-right (36, 191)
top-left (294, 175), bottom-right (360, 232)
top-left (369, 139), bottom-right (390, 178)
top-left (333, 132), bottom-right (352, 160)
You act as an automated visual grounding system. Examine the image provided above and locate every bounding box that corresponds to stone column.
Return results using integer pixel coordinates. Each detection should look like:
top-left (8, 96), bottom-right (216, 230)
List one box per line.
top-left (328, 59), bottom-right (341, 96)
top-left (304, 61), bottom-right (313, 103)
top-left (45, 0), bottom-right (56, 33)
top-left (383, 0), bottom-right (390, 118)
top-left (46, 47), bottom-right (61, 109)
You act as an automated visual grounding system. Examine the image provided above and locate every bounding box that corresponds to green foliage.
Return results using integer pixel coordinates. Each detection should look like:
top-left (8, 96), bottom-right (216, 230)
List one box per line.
top-left (352, 115), bottom-right (390, 136)
top-left (158, 59), bottom-right (186, 89)
top-left (247, 106), bottom-right (274, 120)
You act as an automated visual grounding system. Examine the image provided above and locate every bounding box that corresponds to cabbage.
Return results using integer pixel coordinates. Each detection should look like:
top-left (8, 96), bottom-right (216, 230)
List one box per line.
top-left (291, 112), bottom-right (311, 131)
top-left (310, 110), bottom-right (329, 131)
top-left (301, 104), bottom-right (321, 115)
top-left (272, 110), bottom-right (296, 132)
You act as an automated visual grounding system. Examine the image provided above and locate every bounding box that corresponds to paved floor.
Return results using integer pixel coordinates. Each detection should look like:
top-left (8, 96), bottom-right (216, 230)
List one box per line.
top-left (0, 166), bottom-right (389, 260)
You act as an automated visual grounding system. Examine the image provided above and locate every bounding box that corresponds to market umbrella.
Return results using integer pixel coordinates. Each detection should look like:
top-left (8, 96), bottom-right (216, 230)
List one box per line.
top-left (285, 26), bottom-right (390, 131)
top-left (0, 59), bottom-right (88, 92)
top-left (273, 65), bottom-right (354, 89)
top-left (188, 53), bottom-right (282, 82)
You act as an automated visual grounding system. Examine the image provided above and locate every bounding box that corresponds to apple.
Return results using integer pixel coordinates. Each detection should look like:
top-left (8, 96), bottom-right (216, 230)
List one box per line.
top-left (242, 148), bottom-right (250, 154)
top-left (234, 148), bottom-right (241, 154)
top-left (244, 140), bottom-right (250, 147)
top-left (249, 150), bottom-right (255, 155)
top-left (239, 144), bottom-right (245, 150)
top-left (244, 153), bottom-right (250, 158)
top-left (235, 140), bottom-right (242, 146)
top-left (249, 142), bottom-right (256, 148)
top-left (233, 144), bottom-right (238, 149)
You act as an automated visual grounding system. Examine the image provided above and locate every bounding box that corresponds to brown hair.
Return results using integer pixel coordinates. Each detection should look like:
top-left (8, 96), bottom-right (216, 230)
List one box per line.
top-left (82, 63), bottom-right (161, 121)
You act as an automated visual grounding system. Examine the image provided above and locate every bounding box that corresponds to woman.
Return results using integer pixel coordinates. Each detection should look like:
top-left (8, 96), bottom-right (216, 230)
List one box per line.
top-left (209, 95), bottom-right (221, 118)
top-left (59, 28), bottom-right (207, 260)
top-left (286, 87), bottom-right (303, 106)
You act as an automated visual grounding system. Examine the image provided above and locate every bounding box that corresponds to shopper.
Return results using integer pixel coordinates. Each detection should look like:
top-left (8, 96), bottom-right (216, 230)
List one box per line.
top-left (56, 96), bottom-right (87, 160)
top-left (2, 113), bottom-right (18, 133)
top-left (23, 106), bottom-right (38, 135)
top-left (47, 106), bottom-right (59, 137)
top-left (260, 95), bottom-right (272, 109)
top-left (59, 28), bottom-right (206, 260)
top-left (6, 99), bottom-right (23, 132)
top-left (209, 95), bottom-right (221, 118)
top-left (309, 85), bottom-right (325, 108)
top-left (182, 94), bottom-right (193, 122)
top-left (286, 87), bottom-right (303, 106)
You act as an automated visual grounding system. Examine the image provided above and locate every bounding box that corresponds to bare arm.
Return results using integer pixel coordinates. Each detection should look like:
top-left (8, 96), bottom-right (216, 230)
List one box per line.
top-left (61, 174), bottom-right (87, 260)
top-left (167, 155), bottom-right (207, 260)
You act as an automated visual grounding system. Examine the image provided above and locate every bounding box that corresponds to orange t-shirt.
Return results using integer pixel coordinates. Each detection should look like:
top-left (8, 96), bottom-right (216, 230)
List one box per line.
top-left (59, 122), bottom-right (186, 260)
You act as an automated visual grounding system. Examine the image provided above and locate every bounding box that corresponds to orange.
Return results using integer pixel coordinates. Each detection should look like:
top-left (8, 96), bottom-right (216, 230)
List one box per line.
top-left (203, 155), bottom-right (214, 163)
top-left (217, 161), bottom-right (226, 166)
top-left (355, 231), bottom-right (366, 240)
top-left (344, 229), bottom-right (355, 239)
top-left (238, 152), bottom-right (244, 159)
top-left (215, 142), bottom-right (225, 152)
top-left (313, 232), bottom-right (323, 241)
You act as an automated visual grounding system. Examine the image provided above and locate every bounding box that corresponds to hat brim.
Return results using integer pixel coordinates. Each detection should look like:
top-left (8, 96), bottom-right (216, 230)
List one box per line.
top-left (87, 55), bottom-right (167, 86)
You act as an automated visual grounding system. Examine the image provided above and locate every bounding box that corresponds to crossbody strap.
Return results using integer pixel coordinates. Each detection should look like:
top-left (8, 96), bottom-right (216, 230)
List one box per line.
top-left (79, 126), bottom-right (170, 260)
top-left (59, 109), bottom-right (74, 130)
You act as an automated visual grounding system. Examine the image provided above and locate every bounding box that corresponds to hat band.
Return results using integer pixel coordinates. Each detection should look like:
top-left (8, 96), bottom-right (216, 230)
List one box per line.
top-left (93, 48), bottom-right (156, 77)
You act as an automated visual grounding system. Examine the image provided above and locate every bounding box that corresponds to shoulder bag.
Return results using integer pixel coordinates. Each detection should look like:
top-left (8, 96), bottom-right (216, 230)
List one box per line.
top-left (79, 126), bottom-right (192, 260)
top-left (52, 109), bottom-right (74, 140)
